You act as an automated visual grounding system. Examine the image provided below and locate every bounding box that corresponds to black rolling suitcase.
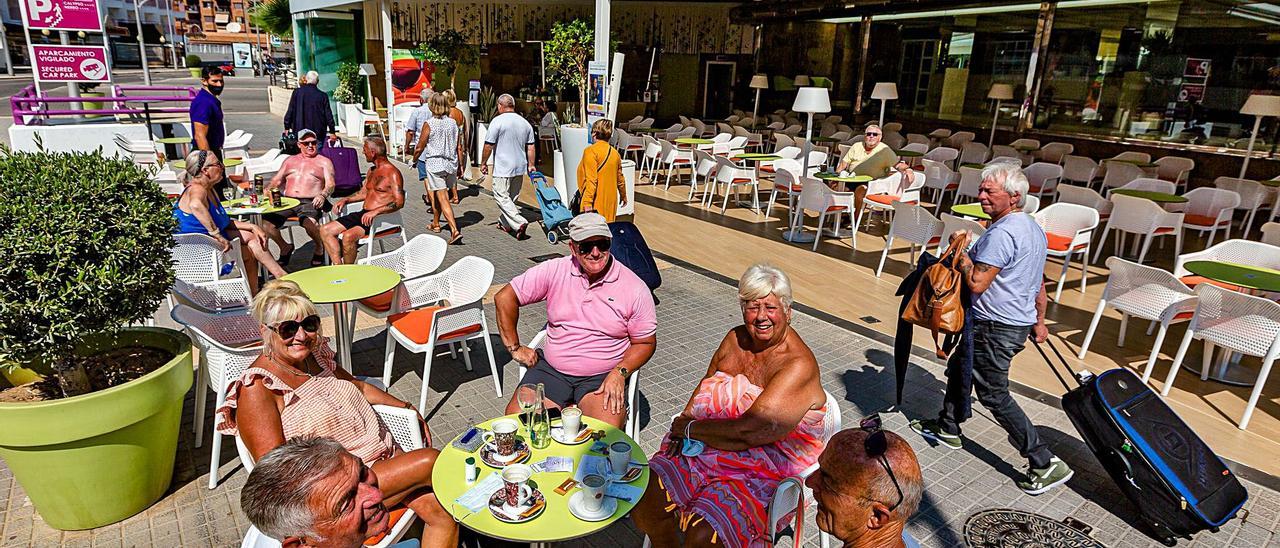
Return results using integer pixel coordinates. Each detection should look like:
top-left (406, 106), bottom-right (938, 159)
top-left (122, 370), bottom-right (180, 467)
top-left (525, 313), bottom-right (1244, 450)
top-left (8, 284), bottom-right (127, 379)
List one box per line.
top-left (1035, 340), bottom-right (1248, 546)
top-left (608, 221), bottom-right (661, 292)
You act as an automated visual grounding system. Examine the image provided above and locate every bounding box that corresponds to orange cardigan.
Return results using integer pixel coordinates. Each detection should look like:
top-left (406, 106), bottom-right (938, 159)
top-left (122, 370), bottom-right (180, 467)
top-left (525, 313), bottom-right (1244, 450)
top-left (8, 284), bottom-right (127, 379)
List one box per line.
top-left (577, 140), bottom-right (626, 221)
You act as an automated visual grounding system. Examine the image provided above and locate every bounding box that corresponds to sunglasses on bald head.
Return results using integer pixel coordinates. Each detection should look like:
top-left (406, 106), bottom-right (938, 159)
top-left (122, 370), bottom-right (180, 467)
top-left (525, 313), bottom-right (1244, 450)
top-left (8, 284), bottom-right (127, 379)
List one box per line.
top-left (860, 414), bottom-right (904, 511)
top-left (268, 315), bottom-right (321, 339)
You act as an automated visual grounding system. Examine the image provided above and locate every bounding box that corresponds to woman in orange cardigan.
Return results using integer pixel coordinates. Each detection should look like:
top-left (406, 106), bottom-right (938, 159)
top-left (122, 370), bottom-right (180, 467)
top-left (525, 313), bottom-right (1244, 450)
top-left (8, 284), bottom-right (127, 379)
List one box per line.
top-left (577, 119), bottom-right (628, 221)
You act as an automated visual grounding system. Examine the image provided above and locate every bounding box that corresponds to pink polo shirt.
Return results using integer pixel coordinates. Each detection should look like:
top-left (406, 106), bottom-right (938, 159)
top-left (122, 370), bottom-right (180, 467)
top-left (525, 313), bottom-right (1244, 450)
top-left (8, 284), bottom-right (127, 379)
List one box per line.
top-left (510, 256), bottom-right (657, 377)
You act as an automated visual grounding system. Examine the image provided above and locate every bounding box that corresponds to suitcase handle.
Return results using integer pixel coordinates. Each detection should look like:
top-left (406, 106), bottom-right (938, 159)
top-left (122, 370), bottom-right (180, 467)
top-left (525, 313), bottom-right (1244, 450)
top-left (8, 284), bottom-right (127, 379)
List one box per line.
top-left (1110, 447), bottom-right (1139, 489)
top-left (1032, 339), bottom-right (1079, 392)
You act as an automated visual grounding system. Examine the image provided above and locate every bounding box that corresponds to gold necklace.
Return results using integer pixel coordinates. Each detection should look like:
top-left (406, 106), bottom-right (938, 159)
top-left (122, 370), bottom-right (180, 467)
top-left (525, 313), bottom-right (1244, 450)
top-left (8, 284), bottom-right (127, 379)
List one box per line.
top-left (269, 355), bottom-right (315, 378)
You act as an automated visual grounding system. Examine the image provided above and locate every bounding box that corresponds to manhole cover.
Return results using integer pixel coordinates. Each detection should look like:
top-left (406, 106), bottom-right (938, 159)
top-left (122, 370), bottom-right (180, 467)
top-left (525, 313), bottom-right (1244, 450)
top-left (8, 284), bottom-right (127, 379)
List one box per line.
top-left (964, 509), bottom-right (1106, 548)
top-left (528, 253), bottom-right (563, 263)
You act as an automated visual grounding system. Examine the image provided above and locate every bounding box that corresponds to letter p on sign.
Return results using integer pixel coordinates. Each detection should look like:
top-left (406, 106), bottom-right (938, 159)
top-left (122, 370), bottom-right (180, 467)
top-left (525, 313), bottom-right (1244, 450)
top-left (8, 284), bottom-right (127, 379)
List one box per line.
top-left (27, 0), bottom-right (52, 18)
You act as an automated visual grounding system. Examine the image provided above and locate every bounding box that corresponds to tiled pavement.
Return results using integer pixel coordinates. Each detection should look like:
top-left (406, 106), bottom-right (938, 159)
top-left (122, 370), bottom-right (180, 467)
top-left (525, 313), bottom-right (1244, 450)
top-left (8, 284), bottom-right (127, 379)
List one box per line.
top-left (3, 156), bottom-right (1279, 548)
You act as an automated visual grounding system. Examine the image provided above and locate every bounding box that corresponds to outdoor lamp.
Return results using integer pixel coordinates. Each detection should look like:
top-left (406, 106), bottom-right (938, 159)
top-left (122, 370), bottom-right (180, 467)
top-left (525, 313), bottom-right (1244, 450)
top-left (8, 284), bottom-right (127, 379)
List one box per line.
top-left (871, 82), bottom-right (898, 127)
top-left (786, 86), bottom-right (832, 243)
top-left (987, 83), bottom-right (1015, 148)
top-left (794, 75), bottom-right (811, 87)
top-left (358, 63), bottom-right (377, 110)
top-left (749, 74), bottom-right (769, 129)
top-left (1238, 94), bottom-right (1280, 178)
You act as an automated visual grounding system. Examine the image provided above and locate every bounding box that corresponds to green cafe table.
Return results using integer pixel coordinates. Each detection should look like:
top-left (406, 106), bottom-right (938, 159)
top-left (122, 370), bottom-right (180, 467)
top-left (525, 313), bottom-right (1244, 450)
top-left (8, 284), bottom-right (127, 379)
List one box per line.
top-left (1106, 158), bottom-right (1159, 169)
top-left (1109, 189), bottom-right (1188, 204)
top-left (170, 157), bottom-right (244, 170)
top-left (1013, 144), bottom-right (1039, 152)
top-left (222, 196), bottom-right (301, 278)
top-left (815, 171), bottom-right (872, 190)
top-left (674, 138), bottom-right (714, 146)
top-left (1180, 260), bottom-right (1280, 385)
top-left (1261, 179), bottom-right (1280, 188)
top-left (951, 202), bottom-right (991, 220)
top-left (434, 415), bottom-right (649, 547)
top-left (282, 264), bottom-right (400, 370)
top-left (155, 136), bottom-right (192, 160)
top-left (733, 153), bottom-right (782, 162)
top-left (895, 149), bottom-right (924, 158)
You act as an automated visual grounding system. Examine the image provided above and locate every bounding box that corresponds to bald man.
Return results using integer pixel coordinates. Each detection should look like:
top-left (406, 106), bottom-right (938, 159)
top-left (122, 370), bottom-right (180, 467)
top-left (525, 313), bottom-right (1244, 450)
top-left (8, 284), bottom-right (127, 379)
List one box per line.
top-left (806, 426), bottom-right (924, 548)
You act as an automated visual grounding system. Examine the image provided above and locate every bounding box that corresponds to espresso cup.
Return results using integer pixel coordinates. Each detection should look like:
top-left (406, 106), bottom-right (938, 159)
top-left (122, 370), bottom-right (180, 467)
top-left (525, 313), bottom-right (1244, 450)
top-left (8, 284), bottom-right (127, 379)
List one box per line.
top-left (483, 418), bottom-right (520, 457)
top-left (580, 473), bottom-right (610, 513)
top-left (608, 441), bottom-right (632, 476)
top-left (500, 464), bottom-right (534, 508)
top-left (561, 406), bottom-right (583, 439)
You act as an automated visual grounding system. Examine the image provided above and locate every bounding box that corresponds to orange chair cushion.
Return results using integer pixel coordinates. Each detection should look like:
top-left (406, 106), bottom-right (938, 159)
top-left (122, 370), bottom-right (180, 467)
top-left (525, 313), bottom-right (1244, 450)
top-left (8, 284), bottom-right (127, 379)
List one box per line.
top-left (826, 205), bottom-right (849, 212)
top-left (1045, 233), bottom-right (1086, 252)
top-left (760, 166), bottom-right (776, 173)
top-left (363, 507), bottom-right (411, 545)
top-left (775, 184), bottom-right (802, 192)
top-left (866, 194), bottom-right (911, 205)
top-left (1179, 275), bottom-right (1241, 292)
top-left (1184, 214), bottom-right (1229, 228)
top-left (360, 290), bottom-right (395, 312)
top-left (389, 306), bottom-right (483, 344)
top-left (1153, 227), bottom-right (1175, 235)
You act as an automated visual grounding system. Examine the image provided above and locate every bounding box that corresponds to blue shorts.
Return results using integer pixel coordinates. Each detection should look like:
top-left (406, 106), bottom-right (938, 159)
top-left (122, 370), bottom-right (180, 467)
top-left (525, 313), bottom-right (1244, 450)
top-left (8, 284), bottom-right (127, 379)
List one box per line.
top-left (416, 160), bottom-right (427, 181)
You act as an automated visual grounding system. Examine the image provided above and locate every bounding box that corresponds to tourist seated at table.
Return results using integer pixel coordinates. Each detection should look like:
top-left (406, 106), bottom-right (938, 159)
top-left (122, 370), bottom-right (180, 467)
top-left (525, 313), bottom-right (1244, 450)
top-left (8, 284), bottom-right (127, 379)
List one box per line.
top-left (577, 119), bottom-right (628, 222)
top-left (808, 427), bottom-right (924, 548)
top-left (320, 136), bottom-right (406, 264)
top-left (632, 264), bottom-right (828, 548)
top-left (173, 149), bottom-right (286, 294)
top-left (261, 129), bottom-right (337, 267)
top-left (836, 123), bottom-right (914, 221)
top-left (496, 213), bottom-right (657, 428)
top-left (216, 280), bottom-right (458, 548)
top-left (242, 436), bottom-right (422, 548)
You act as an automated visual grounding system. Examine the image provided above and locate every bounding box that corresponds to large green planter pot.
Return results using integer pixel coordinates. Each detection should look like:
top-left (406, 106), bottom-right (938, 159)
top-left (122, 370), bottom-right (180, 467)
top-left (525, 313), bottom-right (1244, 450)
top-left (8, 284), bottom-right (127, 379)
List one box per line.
top-left (81, 91), bottom-right (106, 119)
top-left (189, 67), bottom-right (202, 79)
top-left (0, 327), bottom-right (193, 530)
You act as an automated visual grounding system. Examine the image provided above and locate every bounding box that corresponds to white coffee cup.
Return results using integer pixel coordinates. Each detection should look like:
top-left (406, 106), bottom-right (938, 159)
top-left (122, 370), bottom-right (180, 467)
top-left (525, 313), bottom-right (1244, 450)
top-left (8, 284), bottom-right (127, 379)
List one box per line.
top-left (500, 464), bottom-right (534, 508)
top-left (580, 473), bottom-right (610, 513)
top-left (608, 441), bottom-right (632, 476)
top-left (561, 407), bottom-right (583, 439)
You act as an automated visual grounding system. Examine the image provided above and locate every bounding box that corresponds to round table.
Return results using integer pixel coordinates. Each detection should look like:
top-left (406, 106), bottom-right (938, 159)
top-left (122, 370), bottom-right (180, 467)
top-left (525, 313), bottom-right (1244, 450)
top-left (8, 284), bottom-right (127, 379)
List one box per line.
top-left (815, 171), bottom-right (872, 188)
top-left (675, 138), bottom-right (714, 145)
top-left (1109, 189), bottom-right (1188, 204)
top-left (433, 415), bottom-right (649, 546)
top-left (222, 196), bottom-right (301, 217)
top-left (1261, 179), bottom-right (1280, 188)
top-left (895, 150), bottom-right (923, 158)
top-left (1107, 159), bottom-right (1159, 168)
top-left (171, 157), bottom-right (244, 170)
top-left (733, 154), bottom-right (781, 162)
top-left (156, 136), bottom-right (192, 160)
top-left (951, 203), bottom-right (990, 220)
top-left (1013, 144), bottom-right (1039, 152)
top-left (282, 265), bottom-right (400, 370)
top-left (1180, 261), bottom-right (1280, 385)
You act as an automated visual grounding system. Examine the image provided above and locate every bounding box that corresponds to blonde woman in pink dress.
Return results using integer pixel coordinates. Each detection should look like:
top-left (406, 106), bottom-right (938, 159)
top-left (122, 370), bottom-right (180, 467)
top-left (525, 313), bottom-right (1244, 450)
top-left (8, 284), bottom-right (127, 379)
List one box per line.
top-left (216, 280), bottom-right (458, 548)
top-left (633, 264), bottom-right (831, 548)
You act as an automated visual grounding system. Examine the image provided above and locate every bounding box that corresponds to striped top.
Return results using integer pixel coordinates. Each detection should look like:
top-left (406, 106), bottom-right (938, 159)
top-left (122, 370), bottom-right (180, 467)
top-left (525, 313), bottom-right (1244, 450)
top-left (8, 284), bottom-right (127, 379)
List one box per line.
top-left (420, 115), bottom-right (459, 174)
top-left (216, 345), bottom-right (397, 465)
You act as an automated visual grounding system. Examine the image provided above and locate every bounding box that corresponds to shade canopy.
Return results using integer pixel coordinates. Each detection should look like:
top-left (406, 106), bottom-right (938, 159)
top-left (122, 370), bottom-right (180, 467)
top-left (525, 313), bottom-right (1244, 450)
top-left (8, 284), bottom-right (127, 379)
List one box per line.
top-left (750, 74), bottom-right (769, 89)
top-left (871, 82), bottom-right (898, 100)
top-left (1241, 94), bottom-right (1280, 116)
top-left (358, 63), bottom-right (377, 76)
top-left (793, 75), bottom-right (811, 86)
top-left (793, 87), bottom-right (831, 114)
top-left (988, 83), bottom-right (1014, 101)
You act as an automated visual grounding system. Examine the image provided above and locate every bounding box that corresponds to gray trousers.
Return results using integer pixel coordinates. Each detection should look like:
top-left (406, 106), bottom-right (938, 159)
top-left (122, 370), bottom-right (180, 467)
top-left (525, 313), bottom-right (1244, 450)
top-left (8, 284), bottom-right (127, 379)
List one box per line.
top-left (492, 175), bottom-right (529, 230)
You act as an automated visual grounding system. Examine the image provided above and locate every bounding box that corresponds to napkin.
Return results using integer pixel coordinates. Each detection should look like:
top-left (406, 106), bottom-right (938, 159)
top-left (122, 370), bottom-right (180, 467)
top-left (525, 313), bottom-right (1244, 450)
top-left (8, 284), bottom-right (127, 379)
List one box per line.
top-left (454, 471), bottom-right (502, 513)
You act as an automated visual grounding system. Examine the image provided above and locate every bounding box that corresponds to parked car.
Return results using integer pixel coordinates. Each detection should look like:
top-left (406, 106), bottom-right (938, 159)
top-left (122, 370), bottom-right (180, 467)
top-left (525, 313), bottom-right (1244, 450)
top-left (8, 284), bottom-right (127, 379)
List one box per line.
top-left (199, 61), bottom-right (235, 77)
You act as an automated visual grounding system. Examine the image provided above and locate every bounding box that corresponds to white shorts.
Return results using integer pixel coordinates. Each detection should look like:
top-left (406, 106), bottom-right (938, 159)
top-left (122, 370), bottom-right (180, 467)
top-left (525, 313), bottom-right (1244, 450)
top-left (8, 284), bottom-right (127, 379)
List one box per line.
top-left (426, 171), bottom-right (456, 192)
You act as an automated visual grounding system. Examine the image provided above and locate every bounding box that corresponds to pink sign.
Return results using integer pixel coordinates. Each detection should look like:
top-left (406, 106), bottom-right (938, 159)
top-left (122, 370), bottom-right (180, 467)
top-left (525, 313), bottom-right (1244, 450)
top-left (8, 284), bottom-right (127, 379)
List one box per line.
top-left (32, 45), bottom-right (110, 83)
top-left (22, 0), bottom-right (103, 32)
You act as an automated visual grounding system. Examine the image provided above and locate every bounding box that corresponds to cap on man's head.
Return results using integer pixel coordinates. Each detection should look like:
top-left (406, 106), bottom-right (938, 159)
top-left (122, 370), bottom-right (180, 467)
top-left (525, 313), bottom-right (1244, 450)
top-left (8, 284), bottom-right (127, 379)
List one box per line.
top-left (297, 129), bottom-right (317, 141)
top-left (568, 212), bottom-right (612, 242)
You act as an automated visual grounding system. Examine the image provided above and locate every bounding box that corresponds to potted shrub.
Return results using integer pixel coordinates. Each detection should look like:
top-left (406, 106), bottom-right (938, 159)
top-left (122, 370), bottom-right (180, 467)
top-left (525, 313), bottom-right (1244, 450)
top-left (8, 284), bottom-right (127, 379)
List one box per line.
top-left (474, 85), bottom-right (497, 164)
top-left (185, 53), bottom-right (202, 78)
top-left (335, 61), bottom-right (365, 136)
top-left (416, 30), bottom-right (478, 92)
top-left (78, 82), bottom-right (106, 119)
top-left (0, 146), bottom-right (192, 530)
top-left (545, 19), bottom-right (595, 128)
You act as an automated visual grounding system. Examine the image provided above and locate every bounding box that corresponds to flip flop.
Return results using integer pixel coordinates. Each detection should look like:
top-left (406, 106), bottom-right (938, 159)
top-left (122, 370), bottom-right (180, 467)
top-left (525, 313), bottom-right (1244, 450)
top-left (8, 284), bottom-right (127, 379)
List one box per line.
top-left (450, 198), bottom-right (460, 204)
top-left (449, 232), bottom-right (463, 244)
top-left (310, 254), bottom-right (325, 267)
top-left (430, 224), bottom-right (442, 233)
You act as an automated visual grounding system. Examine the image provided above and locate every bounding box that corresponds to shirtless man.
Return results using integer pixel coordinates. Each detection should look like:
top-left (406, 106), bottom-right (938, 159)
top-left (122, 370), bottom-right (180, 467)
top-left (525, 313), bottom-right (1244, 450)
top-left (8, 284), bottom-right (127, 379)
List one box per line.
top-left (321, 136), bottom-right (406, 265)
top-left (261, 129), bottom-right (336, 267)
top-left (633, 264), bottom-right (827, 548)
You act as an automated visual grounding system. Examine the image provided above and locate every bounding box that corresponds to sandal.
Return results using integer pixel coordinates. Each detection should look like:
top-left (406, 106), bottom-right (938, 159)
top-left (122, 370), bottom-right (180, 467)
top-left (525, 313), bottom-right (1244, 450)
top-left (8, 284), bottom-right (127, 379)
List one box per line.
top-left (449, 232), bottom-right (463, 244)
top-left (430, 224), bottom-right (442, 233)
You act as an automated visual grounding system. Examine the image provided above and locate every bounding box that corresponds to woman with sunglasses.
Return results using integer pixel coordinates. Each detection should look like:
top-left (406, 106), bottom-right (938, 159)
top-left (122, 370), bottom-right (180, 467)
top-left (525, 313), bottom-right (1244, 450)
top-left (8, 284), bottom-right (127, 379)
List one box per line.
top-left (215, 280), bottom-right (459, 548)
top-left (173, 149), bottom-right (287, 293)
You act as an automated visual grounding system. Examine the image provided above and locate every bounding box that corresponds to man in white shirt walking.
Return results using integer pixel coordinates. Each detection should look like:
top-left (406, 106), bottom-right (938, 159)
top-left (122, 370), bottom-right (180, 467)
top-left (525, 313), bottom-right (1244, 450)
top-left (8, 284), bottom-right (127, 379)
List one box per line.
top-left (480, 93), bottom-right (536, 239)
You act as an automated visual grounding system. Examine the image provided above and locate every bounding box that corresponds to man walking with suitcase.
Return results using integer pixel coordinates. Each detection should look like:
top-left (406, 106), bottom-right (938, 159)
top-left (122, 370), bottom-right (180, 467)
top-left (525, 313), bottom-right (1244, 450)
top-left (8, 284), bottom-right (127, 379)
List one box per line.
top-left (480, 93), bottom-right (536, 239)
top-left (909, 163), bottom-right (1074, 496)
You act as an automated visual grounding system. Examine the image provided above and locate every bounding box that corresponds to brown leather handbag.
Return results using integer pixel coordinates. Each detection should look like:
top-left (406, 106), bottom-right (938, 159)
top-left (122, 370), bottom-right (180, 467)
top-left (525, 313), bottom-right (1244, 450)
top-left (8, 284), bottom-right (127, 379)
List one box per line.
top-left (902, 231), bottom-right (969, 358)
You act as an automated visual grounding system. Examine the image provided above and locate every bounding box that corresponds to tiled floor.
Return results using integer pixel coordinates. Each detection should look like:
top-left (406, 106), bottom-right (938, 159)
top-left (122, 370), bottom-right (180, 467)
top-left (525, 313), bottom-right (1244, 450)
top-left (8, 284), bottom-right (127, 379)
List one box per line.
top-left (2, 156), bottom-right (1277, 547)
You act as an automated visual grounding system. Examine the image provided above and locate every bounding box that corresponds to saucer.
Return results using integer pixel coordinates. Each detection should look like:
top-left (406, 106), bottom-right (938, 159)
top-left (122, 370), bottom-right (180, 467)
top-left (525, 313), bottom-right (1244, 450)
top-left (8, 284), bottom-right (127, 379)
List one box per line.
top-left (488, 488), bottom-right (546, 523)
top-left (551, 426), bottom-right (592, 445)
top-left (605, 460), bottom-right (644, 483)
top-left (480, 440), bottom-right (531, 468)
top-left (568, 490), bottom-right (618, 522)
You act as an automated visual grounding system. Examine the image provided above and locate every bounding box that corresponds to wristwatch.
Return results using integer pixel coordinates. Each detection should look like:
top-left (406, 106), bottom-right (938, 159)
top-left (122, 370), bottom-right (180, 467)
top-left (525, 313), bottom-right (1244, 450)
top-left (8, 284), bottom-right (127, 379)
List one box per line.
top-left (615, 366), bottom-right (630, 378)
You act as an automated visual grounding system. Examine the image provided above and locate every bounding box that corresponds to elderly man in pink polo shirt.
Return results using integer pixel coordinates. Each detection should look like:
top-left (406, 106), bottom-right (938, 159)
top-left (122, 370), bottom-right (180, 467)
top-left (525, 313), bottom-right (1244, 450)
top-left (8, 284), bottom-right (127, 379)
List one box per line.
top-left (496, 212), bottom-right (657, 428)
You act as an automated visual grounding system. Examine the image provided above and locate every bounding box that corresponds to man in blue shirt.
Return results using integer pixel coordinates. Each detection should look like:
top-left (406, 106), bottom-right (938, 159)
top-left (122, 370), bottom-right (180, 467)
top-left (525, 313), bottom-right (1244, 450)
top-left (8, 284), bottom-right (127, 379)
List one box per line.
top-left (807, 427), bottom-right (924, 548)
top-left (911, 162), bottom-right (1074, 496)
top-left (190, 66), bottom-right (227, 193)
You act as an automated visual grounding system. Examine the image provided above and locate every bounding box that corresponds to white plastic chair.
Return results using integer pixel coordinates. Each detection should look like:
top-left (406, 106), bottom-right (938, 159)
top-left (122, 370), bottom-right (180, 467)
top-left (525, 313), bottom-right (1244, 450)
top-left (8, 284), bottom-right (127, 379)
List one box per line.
top-left (689, 148), bottom-right (721, 204)
top-left (768, 390), bottom-right (842, 548)
top-left (222, 131), bottom-right (254, 161)
top-left (1115, 178), bottom-right (1176, 195)
top-left (1021, 195), bottom-right (1041, 216)
top-left (657, 139), bottom-right (695, 189)
top-left (1164, 284), bottom-right (1280, 429)
top-left (1092, 194), bottom-right (1183, 264)
top-left (1056, 184), bottom-right (1113, 224)
top-left (114, 133), bottom-right (159, 166)
top-left (1034, 203), bottom-right (1099, 300)
top-left (523, 330), bottom-right (641, 440)
top-left (172, 233), bottom-right (250, 287)
top-left (958, 142), bottom-right (989, 166)
top-left (774, 133), bottom-right (796, 152)
top-left (946, 131), bottom-right (976, 149)
top-left (382, 256), bottom-right (500, 410)
top-left (170, 305), bottom-right (263, 489)
top-left (921, 159), bottom-right (958, 213)
top-left (1036, 142), bottom-right (1073, 164)
top-left (906, 133), bottom-right (930, 147)
top-left (928, 128), bottom-right (952, 143)
top-left (934, 213), bottom-right (986, 255)
top-left (1213, 177), bottom-right (1270, 239)
top-left (1262, 222), bottom-right (1280, 246)
top-left (169, 276), bottom-right (252, 313)
top-left (1099, 162), bottom-right (1145, 195)
top-left (1077, 257), bottom-right (1197, 384)
top-left (990, 145), bottom-right (1021, 165)
top-left (236, 403), bottom-right (423, 548)
top-left (923, 146), bottom-right (960, 170)
top-left (337, 200), bottom-right (407, 260)
top-left (1061, 155), bottom-right (1099, 188)
top-left (796, 176), bottom-right (854, 251)
top-left (1154, 156), bottom-right (1194, 191)
top-left (1173, 239), bottom-right (1280, 290)
top-left (875, 202), bottom-right (941, 277)
top-left (351, 234), bottom-right (449, 384)
top-left (954, 166), bottom-right (984, 203)
top-left (614, 128), bottom-right (646, 164)
top-left (765, 158), bottom-right (803, 216)
top-left (1024, 162), bottom-right (1063, 198)
top-left (713, 156), bottom-right (760, 213)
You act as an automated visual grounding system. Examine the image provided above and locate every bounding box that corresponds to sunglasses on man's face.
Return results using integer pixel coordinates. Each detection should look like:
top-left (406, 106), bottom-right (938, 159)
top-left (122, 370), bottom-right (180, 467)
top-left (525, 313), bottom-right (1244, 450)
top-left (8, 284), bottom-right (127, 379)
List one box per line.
top-left (269, 314), bottom-right (321, 339)
top-left (299, 140), bottom-right (319, 147)
top-left (865, 132), bottom-right (881, 137)
top-left (576, 239), bottom-right (611, 255)
top-left (860, 414), bottom-right (904, 511)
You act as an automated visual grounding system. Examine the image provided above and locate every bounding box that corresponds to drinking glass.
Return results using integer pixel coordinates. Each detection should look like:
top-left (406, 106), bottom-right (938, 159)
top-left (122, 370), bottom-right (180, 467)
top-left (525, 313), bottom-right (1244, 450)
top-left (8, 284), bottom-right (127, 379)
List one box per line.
top-left (516, 383), bottom-right (538, 433)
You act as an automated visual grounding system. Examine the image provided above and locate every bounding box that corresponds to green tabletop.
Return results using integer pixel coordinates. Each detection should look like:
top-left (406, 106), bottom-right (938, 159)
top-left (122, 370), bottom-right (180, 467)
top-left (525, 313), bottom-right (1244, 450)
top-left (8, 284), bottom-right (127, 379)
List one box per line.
top-left (675, 138), bottom-right (714, 145)
top-left (951, 203), bottom-right (991, 220)
top-left (1110, 189), bottom-right (1188, 203)
top-left (895, 150), bottom-right (924, 158)
top-left (1184, 261), bottom-right (1280, 293)
top-left (433, 415), bottom-right (649, 543)
top-left (171, 158), bottom-right (243, 169)
top-left (222, 196), bottom-right (301, 215)
top-left (1013, 144), bottom-right (1039, 152)
top-left (155, 137), bottom-right (192, 144)
top-left (734, 154), bottom-right (781, 162)
top-left (281, 264), bottom-right (400, 304)
top-left (961, 163), bottom-right (986, 169)
top-left (1107, 159), bottom-right (1158, 168)
top-left (1262, 179), bottom-right (1280, 188)
top-left (632, 127), bottom-right (665, 133)
top-left (815, 171), bottom-right (872, 183)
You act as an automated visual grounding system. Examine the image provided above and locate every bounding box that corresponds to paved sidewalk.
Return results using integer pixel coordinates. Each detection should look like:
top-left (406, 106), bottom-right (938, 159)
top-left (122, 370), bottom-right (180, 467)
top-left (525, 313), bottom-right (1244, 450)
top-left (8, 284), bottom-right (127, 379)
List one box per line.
top-left (1, 156), bottom-right (1277, 547)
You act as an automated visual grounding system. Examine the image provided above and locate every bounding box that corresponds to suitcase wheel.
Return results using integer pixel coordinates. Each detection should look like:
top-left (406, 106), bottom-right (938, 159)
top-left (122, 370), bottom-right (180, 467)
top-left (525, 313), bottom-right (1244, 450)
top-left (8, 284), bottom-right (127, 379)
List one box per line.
top-left (547, 230), bottom-right (558, 244)
top-left (1160, 537), bottom-right (1176, 547)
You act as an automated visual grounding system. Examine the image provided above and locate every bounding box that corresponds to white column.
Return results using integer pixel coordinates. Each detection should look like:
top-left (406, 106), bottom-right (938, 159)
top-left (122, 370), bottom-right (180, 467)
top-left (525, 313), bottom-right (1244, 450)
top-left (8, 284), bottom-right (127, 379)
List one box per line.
top-left (380, 0), bottom-right (393, 137)
top-left (135, 0), bottom-right (152, 85)
top-left (593, 0), bottom-right (610, 65)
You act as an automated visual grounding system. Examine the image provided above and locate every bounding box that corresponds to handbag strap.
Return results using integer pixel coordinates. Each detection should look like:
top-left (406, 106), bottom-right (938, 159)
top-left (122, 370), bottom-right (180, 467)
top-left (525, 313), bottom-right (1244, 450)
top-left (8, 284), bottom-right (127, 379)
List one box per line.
top-left (938, 231), bottom-right (970, 270)
top-left (597, 146), bottom-right (611, 173)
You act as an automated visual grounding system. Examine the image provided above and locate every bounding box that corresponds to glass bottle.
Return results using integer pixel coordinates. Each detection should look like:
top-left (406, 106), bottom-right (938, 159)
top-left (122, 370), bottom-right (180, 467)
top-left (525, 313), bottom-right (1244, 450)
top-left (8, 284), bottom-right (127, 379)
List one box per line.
top-left (529, 383), bottom-right (551, 449)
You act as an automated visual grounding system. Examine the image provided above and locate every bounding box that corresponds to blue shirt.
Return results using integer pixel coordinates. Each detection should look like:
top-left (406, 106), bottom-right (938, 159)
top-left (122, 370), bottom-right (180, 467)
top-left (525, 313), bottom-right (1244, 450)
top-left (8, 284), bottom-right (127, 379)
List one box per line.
top-left (969, 212), bottom-right (1046, 326)
top-left (189, 88), bottom-right (224, 152)
top-left (903, 530), bottom-right (921, 548)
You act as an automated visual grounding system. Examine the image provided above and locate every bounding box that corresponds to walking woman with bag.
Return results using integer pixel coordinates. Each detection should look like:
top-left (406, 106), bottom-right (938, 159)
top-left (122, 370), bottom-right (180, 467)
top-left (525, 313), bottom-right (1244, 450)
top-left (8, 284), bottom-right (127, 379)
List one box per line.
top-left (575, 119), bottom-right (628, 222)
